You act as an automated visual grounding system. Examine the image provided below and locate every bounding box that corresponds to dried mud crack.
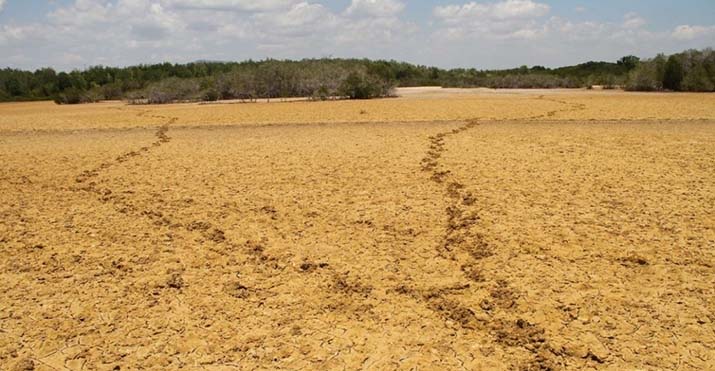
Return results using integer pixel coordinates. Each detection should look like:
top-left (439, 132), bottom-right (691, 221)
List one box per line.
top-left (5, 92), bottom-right (715, 370)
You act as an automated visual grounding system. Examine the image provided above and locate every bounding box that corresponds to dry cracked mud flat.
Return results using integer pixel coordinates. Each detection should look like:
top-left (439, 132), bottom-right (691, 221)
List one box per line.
top-left (1, 89), bottom-right (714, 370)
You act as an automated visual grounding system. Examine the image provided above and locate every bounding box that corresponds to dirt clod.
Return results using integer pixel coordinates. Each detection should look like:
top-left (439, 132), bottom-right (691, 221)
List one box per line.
top-left (206, 228), bottom-right (226, 243)
top-left (619, 255), bottom-right (649, 267)
top-left (228, 283), bottom-right (250, 299)
top-left (167, 273), bottom-right (184, 289)
top-left (299, 262), bottom-right (316, 272)
top-left (13, 359), bottom-right (34, 371)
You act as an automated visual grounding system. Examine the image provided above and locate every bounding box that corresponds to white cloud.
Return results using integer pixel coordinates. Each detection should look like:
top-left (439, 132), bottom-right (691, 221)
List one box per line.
top-left (432, 0), bottom-right (550, 40)
top-left (164, 0), bottom-right (300, 12)
top-left (0, 23), bottom-right (48, 46)
top-left (0, 0), bottom-right (418, 70)
top-left (548, 17), bottom-right (607, 40)
top-left (2, 0), bottom-right (715, 71)
top-left (252, 2), bottom-right (338, 37)
top-left (0, 0), bottom-right (6, 13)
top-left (622, 13), bottom-right (646, 29)
top-left (672, 24), bottom-right (715, 40)
top-left (433, 3), bottom-right (488, 22)
top-left (345, 0), bottom-right (405, 17)
top-left (431, 4), bottom-right (655, 44)
top-left (48, 0), bottom-right (113, 27)
top-left (425, 5), bottom-right (706, 69)
top-left (545, 16), bottom-right (660, 48)
top-left (337, 16), bottom-right (417, 44)
top-left (491, 0), bottom-right (549, 19)
top-left (434, 0), bottom-right (549, 22)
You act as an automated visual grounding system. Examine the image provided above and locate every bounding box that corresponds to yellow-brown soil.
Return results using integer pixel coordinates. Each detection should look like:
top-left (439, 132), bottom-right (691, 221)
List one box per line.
top-left (1, 89), bottom-right (714, 370)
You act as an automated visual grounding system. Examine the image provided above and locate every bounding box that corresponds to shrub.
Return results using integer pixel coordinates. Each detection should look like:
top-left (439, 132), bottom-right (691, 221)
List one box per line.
top-left (202, 89), bottom-right (220, 102)
top-left (484, 74), bottom-right (579, 89)
top-left (339, 72), bottom-right (370, 99)
top-left (54, 88), bottom-right (82, 104)
top-left (339, 71), bottom-right (393, 99)
top-left (625, 63), bottom-right (661, 91)
top-left (311, 86), bottom-right (330, 101)
top-left (145, 77), bottom-right (201, 104)
top-left (53, 87), bottom-right (101, 104)
top-left (101, 83), bottom-right (124, 100)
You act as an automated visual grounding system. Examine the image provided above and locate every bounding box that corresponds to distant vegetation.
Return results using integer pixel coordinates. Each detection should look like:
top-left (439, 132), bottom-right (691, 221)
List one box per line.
top-left (0, 48), bottom-right (713, 104)
top-left (624, 49), bottom-right (715, 92)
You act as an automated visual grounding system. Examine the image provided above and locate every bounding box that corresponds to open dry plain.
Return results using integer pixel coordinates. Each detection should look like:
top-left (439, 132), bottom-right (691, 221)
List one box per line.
top-left (1, 88), bottom-right (714, 370)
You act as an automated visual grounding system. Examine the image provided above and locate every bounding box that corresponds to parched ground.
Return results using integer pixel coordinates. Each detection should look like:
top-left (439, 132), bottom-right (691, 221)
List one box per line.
top-left (1, 89), bottom-right (714, 370)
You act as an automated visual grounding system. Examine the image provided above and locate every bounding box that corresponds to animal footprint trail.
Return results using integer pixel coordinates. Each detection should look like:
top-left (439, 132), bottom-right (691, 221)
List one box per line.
top-left (70, 107), bottom-right (286, 280)
top-left (413, 98), bottom-right (589, 369)
top-left (70, 110), bottom-right (181, 238)
top-left (68, 107), bottom-right (365, 313)
top-left (73, 108), bottom-right (176, 188)
top-left (63, 96), bottom-right (591, 369)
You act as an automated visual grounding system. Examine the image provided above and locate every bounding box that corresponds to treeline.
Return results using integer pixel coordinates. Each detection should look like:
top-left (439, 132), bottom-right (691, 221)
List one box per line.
top-left (127, 59), bottom-right (397, 104)
top-left (625, 49), bottom-right (715, 91)
top-left (435, 58), bottom-right (639, 89)
top-left (0, 48), bottom-right (713, 104)
top-left (0, 60), bottom-right (401, 104)
top-left (0, 62), bottom-right (235, 103)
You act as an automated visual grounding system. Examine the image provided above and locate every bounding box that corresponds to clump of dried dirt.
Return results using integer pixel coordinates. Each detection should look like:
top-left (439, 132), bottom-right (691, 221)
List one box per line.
top-left (332, 273), bottom-right (372, 297)
top-left (226, 282), bottom-right (251, 299)
top-left (13, 359), bottom-right (35, 371)
top-left (167, 273), bottom-right (184, 289)
top-left (429, 298), bottom-right (480, 329)
top-left (299, 261), bottom-right (329, 273)
top-left (206, 228), bottom-right (226, 243)
top-left (619, 255), bottom-right (649, 267)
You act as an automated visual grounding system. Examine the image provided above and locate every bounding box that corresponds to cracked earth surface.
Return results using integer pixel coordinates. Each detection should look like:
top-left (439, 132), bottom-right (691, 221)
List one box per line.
top-left (1, 90), bottom-right (715, 370)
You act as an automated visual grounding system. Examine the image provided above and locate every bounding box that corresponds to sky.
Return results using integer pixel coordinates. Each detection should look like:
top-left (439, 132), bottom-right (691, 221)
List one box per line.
top-left (0, 0), bottom-right (714, 71)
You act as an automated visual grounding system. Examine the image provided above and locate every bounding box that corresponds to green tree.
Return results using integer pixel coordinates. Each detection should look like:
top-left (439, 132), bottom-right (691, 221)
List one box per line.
top-left (4, 76), bottom-right (26, 96)
top-left (617, 55), bottom-right (640, 71)
top-left (682, 65), bottom-right (715, 92)
top-left (663, 55), bottom-right (684, 91)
